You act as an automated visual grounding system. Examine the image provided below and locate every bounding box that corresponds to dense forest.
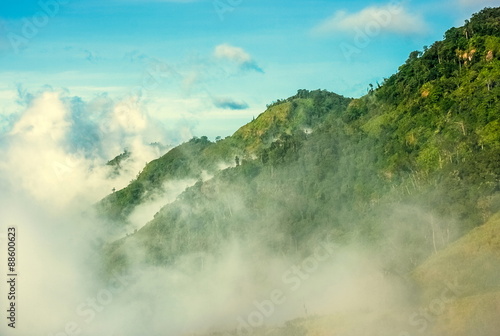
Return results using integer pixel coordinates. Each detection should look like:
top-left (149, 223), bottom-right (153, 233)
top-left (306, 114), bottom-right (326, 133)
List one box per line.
top-left (95, 7), bottom-right (500, 336)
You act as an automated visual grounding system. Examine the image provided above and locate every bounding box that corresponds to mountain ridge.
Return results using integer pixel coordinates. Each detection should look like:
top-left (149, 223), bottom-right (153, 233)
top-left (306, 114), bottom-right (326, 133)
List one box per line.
top-left (96, 7), bottom-right (500, 335)
top-left (101, 7), bottom-right (500, 263)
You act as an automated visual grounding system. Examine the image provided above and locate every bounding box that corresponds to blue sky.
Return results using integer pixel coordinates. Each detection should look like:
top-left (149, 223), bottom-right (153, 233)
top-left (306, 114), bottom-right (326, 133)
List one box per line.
top-left (0, 0), bottom-right (497, 142)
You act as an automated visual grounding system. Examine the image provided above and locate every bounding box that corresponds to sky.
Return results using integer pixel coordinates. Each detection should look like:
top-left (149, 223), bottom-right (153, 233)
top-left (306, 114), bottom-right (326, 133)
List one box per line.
top-left (0, 2), bottom-right (498, 334)
top-left (0, 0), bottom-right (497, 144)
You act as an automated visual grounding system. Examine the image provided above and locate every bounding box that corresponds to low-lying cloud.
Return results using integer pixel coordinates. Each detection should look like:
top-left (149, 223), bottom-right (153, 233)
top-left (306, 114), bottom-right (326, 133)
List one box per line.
top-left (0, 89), bottom-right (173, 209)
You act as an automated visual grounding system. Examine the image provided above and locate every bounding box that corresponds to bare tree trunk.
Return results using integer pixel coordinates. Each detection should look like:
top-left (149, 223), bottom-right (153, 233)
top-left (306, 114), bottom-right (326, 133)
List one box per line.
top-left (431, 216), bottom-right (438, 254)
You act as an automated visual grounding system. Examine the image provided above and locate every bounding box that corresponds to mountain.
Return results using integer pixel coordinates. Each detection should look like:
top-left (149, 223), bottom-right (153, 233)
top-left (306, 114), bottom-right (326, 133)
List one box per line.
top-left (195, 212), bottom-right (500, 336)
top-left (97, 90), bottom-right (351, 223)
top-left (96, 7), bottom-right (500, 336)
top-left (413, 212), bottom-right (500, 336)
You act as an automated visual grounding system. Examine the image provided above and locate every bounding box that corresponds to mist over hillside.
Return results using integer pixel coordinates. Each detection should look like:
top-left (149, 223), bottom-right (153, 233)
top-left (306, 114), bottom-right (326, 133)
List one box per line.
top-left (95, 8), bottom-right (500, 335)
top-left (0, 6), bottom-right (499, 336)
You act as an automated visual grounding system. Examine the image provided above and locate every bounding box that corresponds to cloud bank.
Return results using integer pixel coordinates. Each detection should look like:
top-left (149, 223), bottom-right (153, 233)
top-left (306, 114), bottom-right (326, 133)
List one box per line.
top-left (0, 85), bottom-right (465, 336)
top-left (0, 89), bottom-right (174, 210)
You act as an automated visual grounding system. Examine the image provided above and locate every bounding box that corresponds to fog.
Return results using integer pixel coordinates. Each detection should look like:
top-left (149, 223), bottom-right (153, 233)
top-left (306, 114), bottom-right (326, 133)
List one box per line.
top-left (0, 89), bottom-right (463, 336)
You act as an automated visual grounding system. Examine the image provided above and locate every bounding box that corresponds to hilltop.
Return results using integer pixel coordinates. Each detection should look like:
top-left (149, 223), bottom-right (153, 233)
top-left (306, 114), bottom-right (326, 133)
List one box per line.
top-left (96, 7), bottom-right (500, 336)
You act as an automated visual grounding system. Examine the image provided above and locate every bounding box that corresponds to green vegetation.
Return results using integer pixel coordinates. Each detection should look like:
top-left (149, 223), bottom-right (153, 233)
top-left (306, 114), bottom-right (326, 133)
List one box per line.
top-left (98, 136), bottom-right (216, 221)
top-left (97, 90), bottom-right (351, 223)
top-left (411, 212), bottom-right (500, 336)
top-left (414, 212), bottom-right (500, 300)
top-left (99, 8), bottom-right (500, 335)
top-left (105, 149), bottom-right (131, 177)
top-left (103, 7), bottom-right (499, 263)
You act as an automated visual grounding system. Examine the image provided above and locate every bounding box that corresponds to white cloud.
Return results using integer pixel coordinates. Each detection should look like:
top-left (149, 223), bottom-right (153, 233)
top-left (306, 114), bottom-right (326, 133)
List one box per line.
top-left (10, 91), bottom-right (70, 140)
top-left (313, 4), bottom-right (429, 36)
top-left (126, 178), bottom-right (198, 233)
top-left (0, 90), bottom-right (171, 210)
top-left (215, 44), bottom-right (252, 64)
top-left (214, 43), bottom-right (264, 73)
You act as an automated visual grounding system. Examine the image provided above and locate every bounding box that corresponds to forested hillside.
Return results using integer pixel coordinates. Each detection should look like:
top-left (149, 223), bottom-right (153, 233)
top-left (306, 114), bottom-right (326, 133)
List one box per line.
top-left (97, 90), bottom-right (351, 222)
top-left (102, 7), bottom-right (499, 269)
top-left (96, 8), bottom-right (500, 336)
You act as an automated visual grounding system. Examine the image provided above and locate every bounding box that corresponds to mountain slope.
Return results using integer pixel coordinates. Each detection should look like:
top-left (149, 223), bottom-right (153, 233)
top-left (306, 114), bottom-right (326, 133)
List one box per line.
top-left (103, 8), bottom-right (500, 272)
top-left (414, 212), bottom-right (500, 299)
top-left (226, 212), bottom-right (500, 336)
top-left (97, 90), bottom-right (351, 223)
top-left (413, 212), bottom-right (500, 336)
top-left (97, 7), bottom-right (500, 336)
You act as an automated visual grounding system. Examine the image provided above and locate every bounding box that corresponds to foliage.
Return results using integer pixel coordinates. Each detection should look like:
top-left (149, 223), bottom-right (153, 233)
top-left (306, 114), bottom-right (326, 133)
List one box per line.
top-left (102, 8), bottom-right (500, 276)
